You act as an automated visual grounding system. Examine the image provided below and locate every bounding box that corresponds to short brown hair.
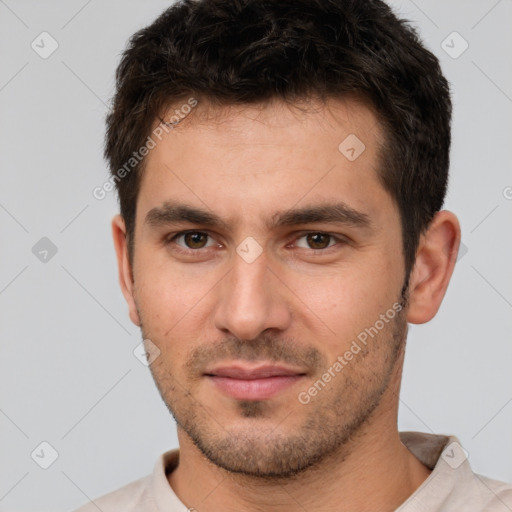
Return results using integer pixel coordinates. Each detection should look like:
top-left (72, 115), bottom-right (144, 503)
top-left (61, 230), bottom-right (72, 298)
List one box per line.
top-left (105, 0), bottom-right (452, 278)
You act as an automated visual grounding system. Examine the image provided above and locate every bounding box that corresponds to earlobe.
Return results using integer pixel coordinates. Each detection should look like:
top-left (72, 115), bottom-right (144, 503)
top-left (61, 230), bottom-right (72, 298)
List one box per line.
top-left (111, 215), bottom-right (141, 327)
top-left (406, 210), bottom-right (461, 324)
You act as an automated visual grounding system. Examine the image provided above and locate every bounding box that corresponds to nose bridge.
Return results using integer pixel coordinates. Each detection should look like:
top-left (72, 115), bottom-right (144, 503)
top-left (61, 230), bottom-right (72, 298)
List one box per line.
top-left (214, 248), bottom-right (290, 340)
top-left (227, 251), bottom-right (270, 316)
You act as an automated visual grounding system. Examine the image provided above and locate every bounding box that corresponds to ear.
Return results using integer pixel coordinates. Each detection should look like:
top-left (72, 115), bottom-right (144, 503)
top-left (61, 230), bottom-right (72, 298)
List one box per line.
top-left (406, 210), bottom-right (461, 324)
top-left (112, 215), bottom-right (141, 326)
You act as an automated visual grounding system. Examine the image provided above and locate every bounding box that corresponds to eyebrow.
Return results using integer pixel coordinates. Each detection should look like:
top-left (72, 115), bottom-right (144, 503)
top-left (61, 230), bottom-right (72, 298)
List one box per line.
top-left (145, 201), bottom-right (372, 231)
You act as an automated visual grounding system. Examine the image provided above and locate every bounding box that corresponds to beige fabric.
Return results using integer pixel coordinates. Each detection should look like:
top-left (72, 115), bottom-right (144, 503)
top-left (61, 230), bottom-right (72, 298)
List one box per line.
top-left (74, 432), bottom-right (512, 511)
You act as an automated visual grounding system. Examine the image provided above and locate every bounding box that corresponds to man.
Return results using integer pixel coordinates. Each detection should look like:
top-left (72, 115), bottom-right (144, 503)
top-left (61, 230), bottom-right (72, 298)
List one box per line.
top-left (75, 0), bottom-right (512, 510)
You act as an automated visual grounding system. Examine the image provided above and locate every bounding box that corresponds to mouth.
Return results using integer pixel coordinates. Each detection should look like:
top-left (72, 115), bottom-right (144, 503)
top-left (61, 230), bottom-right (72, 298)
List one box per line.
top-left (204, 363), bottom-right (307, 401)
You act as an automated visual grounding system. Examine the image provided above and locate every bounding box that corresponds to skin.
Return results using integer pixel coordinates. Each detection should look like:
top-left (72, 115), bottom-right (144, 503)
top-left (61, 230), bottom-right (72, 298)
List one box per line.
top-left (112, 97), bottom-right (461, 512)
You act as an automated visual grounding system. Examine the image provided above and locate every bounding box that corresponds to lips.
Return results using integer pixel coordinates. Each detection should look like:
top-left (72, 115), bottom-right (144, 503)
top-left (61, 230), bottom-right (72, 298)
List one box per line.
top-left (205, 364), bottom-right (306, 401)
top-left (207, 365), bottom-right (305, 379)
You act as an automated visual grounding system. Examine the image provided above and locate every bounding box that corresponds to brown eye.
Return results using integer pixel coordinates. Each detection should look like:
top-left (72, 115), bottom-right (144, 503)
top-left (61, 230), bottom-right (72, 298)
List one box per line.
top-left (305, 233), bottom-right (333, 250)
top-left (182, 232), bottom-right (209, 249)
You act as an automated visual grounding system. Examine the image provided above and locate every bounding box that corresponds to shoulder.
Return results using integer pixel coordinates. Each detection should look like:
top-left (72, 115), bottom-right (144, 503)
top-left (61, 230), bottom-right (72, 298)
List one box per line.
top-left (473, 474), bottom-right (512, 511)
top-left (71, 449), bottom-right (180, 512)
top-left (72, 474), bottom-right (154, 512)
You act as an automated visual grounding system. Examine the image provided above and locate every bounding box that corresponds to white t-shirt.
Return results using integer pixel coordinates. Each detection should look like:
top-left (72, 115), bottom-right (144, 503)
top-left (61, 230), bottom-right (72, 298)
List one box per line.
top-left (73, 432), bottom-right (512, 511)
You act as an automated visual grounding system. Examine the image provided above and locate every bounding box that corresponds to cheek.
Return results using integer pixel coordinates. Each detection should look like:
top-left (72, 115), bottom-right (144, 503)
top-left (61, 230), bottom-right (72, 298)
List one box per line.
top-left (133, 255), bottom-right (222, 347)
top-left (291, 256), bottom-right (400, 348)
top-left (133, 266), bottom-right (190, 331)
top-left (134, 278), bottom-right (200, 372)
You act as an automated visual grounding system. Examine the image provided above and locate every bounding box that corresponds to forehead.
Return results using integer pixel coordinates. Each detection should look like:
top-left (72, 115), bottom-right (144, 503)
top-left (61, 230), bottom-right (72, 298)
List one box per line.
top-left (137, 97), bottom-right (394, 232)
top-left (157, 96), bottom-right (382, 148)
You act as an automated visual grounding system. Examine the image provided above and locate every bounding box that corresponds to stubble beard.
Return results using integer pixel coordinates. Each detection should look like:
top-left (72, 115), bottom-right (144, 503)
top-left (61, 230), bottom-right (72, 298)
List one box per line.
top-left (143, 296), bottom-right (408, 480)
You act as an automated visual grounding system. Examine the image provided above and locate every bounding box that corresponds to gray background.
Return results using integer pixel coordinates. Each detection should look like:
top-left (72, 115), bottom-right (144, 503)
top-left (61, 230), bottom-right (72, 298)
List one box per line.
top-left (0, 1), bottom-right (511, 510)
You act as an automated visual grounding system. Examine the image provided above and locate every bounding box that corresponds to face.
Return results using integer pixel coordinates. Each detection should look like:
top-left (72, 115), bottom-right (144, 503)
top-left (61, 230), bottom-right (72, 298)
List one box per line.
top-left (122, 98), bottom-right (410, 477)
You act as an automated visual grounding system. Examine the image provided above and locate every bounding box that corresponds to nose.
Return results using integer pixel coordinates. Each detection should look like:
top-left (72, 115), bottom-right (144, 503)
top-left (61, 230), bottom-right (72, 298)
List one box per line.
top-left (213, 249), bottom-right (292, 341)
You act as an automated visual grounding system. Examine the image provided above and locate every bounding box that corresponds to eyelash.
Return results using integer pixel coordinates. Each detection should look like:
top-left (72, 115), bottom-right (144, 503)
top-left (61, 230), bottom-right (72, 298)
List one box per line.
top-left (165, 230), bottom-right (347, 256)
